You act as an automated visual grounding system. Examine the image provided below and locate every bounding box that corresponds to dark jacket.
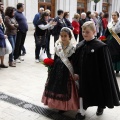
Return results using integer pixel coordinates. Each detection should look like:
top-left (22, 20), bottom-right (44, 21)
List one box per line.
top-left (64, 18), bottom-right (73, 30)
top-left (33, 13), bottom-right (40, 27)
top-left (73, 39), bottom-right (120, 109)
top-left (51, 16), bottom-right (66, 36)
top-left (0, 25), bottom-right (6, 48)
top-left (35, 20), bottom-right (47, 36)
top-left (4, 16), bottom-right (18, 35)
top-left (105, 28), bottom-right (120, 62)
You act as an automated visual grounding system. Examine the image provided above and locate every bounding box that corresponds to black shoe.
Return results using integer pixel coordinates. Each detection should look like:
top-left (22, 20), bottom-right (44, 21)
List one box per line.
top-left (96, 107), bottom-right (104, 116)
top-left (75, 113), bottom-right (85, 120)
top-left (0, 64), bottom-right (8, 68)
top-left (58, 110), bottom-right (66, 114)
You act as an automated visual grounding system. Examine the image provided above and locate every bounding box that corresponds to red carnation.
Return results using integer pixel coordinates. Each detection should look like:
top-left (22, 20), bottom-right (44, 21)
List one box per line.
top-left (43, 58), bottom-right (54, 66)
top-left (99, 36), bottom-right (107, 41)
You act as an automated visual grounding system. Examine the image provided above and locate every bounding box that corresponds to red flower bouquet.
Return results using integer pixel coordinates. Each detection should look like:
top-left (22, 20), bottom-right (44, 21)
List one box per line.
top-left (43, 58), bottom-right (54, 72)
top-left (43, 58), bottom-right (54, 66)
top-left (99, 36), bottom-right (107, 42)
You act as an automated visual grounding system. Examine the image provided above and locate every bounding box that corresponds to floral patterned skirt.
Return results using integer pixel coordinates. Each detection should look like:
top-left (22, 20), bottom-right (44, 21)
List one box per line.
top-left (42, 80), bottom-right (79, 111)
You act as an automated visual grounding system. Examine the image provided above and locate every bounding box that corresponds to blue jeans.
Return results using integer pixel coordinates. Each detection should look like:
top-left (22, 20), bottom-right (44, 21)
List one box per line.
top-left (8, 35), bottom-right (16, 62)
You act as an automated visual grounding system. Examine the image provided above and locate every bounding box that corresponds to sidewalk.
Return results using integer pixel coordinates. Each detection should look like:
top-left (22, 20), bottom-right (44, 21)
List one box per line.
top-left (0, 31), bottom-right (120, 120)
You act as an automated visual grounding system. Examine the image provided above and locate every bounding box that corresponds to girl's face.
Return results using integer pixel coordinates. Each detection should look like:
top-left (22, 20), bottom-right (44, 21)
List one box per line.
top-left (82, 27), bottom-right (95, 41)
top-left (112, 13), bottom-right (118, 21)
top-left (60, 31), bottom-right (70, 44)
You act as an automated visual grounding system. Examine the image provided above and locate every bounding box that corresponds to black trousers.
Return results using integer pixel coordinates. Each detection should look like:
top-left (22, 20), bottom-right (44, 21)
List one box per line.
top-left (35, 44), bottom-right (42, 59)
top-left (14, 31), bottom-right (27, 60)
top-left (34, 34), bottom-right (45, 59)
top-left (46, 34), bottom-right (51, 58)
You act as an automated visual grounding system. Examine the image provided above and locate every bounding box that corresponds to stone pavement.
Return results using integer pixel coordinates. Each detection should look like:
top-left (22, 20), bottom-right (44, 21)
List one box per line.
top-left (0, 31), bottom-right (120, 120)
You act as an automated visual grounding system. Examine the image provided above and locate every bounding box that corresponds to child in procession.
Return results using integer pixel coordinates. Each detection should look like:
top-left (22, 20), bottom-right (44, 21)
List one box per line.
top-left (42, 27), bottom-right (79, 112)
top-left (73, 21), bottom-right (120, 120)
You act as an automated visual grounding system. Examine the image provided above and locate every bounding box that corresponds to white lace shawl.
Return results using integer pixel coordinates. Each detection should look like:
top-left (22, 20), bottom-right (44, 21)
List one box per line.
top-left (108, 20), bottom-right (120, 34)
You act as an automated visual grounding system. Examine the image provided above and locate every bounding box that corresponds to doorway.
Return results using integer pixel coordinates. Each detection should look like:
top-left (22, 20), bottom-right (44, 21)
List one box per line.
top-left (38, 0), bottom-right (55, 18)
top-left (77, 0), bottom-right (87, 14)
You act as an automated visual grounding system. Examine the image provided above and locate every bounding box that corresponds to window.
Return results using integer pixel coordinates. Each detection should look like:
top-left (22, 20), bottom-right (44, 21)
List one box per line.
top-left (77, 2), bottom-right (85, 8)
top-left (38, 0), bottom-right (55, 17)
top-left (45, 0), bottom-right (51, 3)
top-left (103, 6), bottom-right (107, 11)
top-left (77, 0), bottom-right (87, 14)
top-left (103, 0), bottom-right (108, 3)
top-left (39, 0), bottom-right (51, 3)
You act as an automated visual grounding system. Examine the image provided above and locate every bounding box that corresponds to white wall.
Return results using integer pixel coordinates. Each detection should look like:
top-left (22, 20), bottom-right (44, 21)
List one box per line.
top-left (3, 0), bottom-right (37, 30)
top-left (56, 0), bottom-right (77, 22)
top-left (69, 0), bottom-right (77, 21)
top-left (25, 0), bottom-right (38, 30)
top-left (111, 0), bottom-right (119, 12)
top-left (4, 0), bottom-right (120, 30)
top-left (90, 0), bottom-right (102, 13)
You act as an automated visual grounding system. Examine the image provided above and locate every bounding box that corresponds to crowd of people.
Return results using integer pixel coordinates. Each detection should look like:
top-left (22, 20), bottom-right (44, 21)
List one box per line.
top-left (0, 2), bottom-right (27, 68)
top-left (33, 6), bottom-right (120, 120)
top-left (0, 2), bottom-right (120, 120)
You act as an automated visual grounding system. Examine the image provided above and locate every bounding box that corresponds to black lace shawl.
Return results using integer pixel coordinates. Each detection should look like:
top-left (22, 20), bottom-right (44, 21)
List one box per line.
top-left (44, 54), bottom-right (73, 101)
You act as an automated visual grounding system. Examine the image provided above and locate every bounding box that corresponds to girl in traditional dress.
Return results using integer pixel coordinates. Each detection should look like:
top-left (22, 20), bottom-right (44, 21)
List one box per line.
top-left (105, 11), bottom-right (120, 74)
top-left (42, 27), bottom-right (79, 111)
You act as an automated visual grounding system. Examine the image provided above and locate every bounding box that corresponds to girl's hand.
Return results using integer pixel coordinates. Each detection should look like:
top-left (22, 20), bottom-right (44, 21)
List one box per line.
top-left (73, 74), bottom-right (79, 81)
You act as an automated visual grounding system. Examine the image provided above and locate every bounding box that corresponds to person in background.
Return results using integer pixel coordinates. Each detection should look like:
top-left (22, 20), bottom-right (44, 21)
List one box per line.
top-left (102, 13), bottom-right (109, 35)
top-left (0, 2), bottom-right (5, 22)
top-left (105, 11), bottom-right (120, 74)
top-left (72, 13), bottom-right (80, 40)
top-left (98, 12), bottom-right (104, 36)
top-left (33, 7), bottom-right (44, 27)
top-left (35, 12), bottom-right (56, 63)
top-left (52, 9), bottom-right (66, 44)
top-left (14, 3), bottom-right (28, 63)
top-left (86, 11), bottom-right (91, 21)
top-left (63, 12), bottom-right (73, 30)
top-left (0, 16), bottom-right (8, 68)
top-left (4, 7), bottom-right (18, 67)
top-left (79, 12), bottom-right (89, 42)
top-left (90, 13), bottom-right (99, 38)
top-left (94, 11), bottom-right (100, 38)
top-left (32, 7), bottom-right (44, 57)
top-left (44, 9), bottom-right (52, 58)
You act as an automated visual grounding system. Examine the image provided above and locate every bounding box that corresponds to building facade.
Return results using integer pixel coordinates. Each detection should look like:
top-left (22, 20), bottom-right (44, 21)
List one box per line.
top-left (1, 0), bottom-right (120, 30)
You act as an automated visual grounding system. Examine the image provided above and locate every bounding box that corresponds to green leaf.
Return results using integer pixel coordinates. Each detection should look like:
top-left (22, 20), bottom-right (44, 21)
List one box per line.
top-left (93, 0), bottom-right (100, 3)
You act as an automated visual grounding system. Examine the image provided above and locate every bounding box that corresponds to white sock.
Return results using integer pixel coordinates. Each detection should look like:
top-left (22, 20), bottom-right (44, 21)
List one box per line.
top-left (78, 97), bottom-right (86, 116)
